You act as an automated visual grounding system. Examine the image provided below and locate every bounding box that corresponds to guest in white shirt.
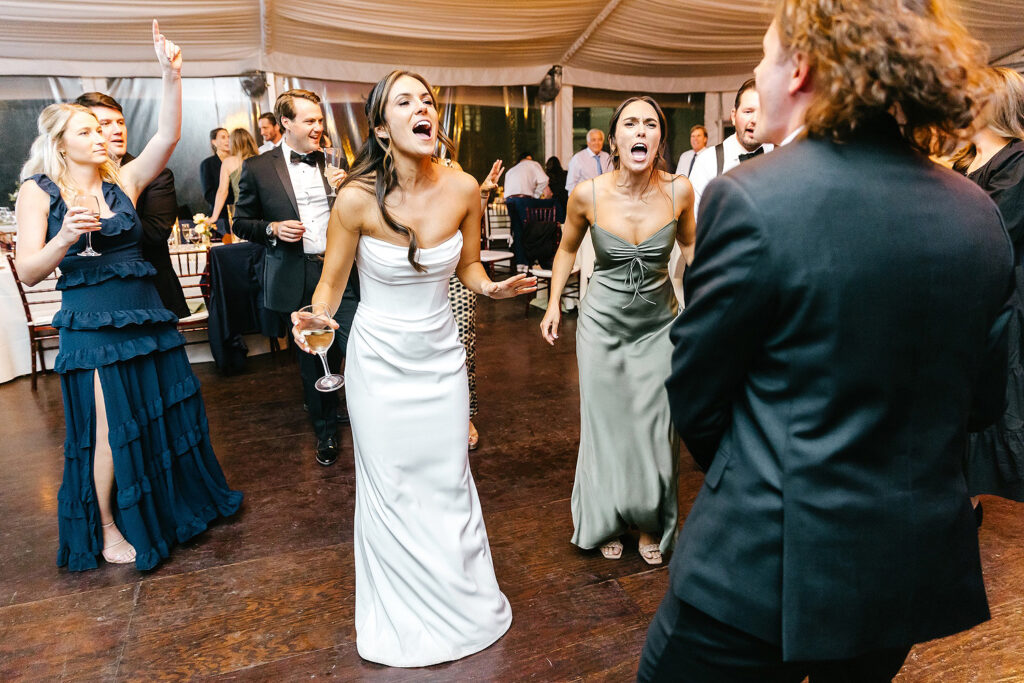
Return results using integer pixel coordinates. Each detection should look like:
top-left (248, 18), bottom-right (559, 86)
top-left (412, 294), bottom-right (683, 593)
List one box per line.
top-left (566, 129), bottom-right (613, 192)
top-left (232, 89), bottom-right (354, 468)
top-left (688, 79), bottom-right (774, 221)
top-left (504, 151), bottom-right (552, 266)
top-left (567, 129), bottom-right (614, 293)
top-left (674, 125), bottom-right (709, 177)
top-left (257, 112), bottom-right (283, 153)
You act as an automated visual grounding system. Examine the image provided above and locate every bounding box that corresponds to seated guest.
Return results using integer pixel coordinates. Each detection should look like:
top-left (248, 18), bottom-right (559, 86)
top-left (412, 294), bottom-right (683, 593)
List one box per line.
top-left (209, 128), bottom-right (259, 226)
top-left (639, 0), bottom-right (1008, 679)
top-left (545, 156), bottom-right (568, 223)
top-left (200, 127), bottom-right (231, 214)
top-left (503, 151), bottom-right (551, 267)
top-left (74, 91), bottom-right (188, 318)
top-left (257, 112), bottom-right (282, 153)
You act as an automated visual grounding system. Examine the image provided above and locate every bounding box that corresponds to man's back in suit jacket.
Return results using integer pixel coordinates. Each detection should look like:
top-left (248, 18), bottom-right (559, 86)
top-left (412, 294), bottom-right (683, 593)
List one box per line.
top-left (666, 117), bottom-right (1013, 661)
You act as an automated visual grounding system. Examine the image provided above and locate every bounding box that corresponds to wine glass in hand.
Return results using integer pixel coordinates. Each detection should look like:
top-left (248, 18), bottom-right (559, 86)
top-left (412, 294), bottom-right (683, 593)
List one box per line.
top-left (295, 304), bottom-right (344, 391)
top-left (72, 194), bottom-right (102, 256)
top-left (324, 148), bottom-right (347, 195)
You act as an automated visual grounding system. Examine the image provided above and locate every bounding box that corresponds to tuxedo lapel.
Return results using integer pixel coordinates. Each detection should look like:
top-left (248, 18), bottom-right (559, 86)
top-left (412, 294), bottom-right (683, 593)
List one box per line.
top-left (270, 146), bottom-right (300, 218)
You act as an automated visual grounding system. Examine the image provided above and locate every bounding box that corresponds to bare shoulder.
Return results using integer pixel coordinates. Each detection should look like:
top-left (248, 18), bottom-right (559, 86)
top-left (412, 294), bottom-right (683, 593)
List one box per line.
top-left (333, 182), bottom-right (377, 232)
top-left (17, 177), bottom-right (50, 208)
top-left (664, 171), bottom-right (694, 202)
top-left (445, 166), bottom-right (480, 197)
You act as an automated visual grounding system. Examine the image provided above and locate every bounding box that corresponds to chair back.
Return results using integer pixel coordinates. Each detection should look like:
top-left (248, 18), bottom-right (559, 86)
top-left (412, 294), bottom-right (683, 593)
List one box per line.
top-left (525, 206), bottom-right (556, 224)
top-left (485, 205), bottom-right (513, 247)
top-left (5, 254), bottom-right (61, 327)
top-left (169, 246), bottom-right (209, 310)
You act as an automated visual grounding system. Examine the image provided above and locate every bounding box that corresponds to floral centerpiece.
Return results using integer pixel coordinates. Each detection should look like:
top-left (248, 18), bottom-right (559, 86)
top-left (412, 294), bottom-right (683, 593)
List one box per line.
top-left (192, 213), bottom-right (215, 246)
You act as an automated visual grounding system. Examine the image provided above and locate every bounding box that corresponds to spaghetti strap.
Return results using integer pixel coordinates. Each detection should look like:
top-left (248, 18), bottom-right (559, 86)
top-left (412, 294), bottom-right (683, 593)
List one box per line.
top-left (670, 175), bottom-right (677, 215)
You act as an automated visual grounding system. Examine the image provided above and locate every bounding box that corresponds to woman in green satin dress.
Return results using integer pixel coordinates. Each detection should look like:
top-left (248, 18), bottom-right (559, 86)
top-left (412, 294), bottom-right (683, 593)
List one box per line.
top-left (540, 97), bottom-right (696, 564)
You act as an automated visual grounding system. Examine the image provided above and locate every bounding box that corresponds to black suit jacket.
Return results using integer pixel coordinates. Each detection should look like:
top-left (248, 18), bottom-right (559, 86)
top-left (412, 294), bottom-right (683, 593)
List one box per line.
top-left (122, 154), bottom-right (189, 318)
top-left (232, 145), bottom-right (346, 313)
top-left (665, 118), bottom-right (1013, 661)
top-left (200, 154), bottom-right (232, 212)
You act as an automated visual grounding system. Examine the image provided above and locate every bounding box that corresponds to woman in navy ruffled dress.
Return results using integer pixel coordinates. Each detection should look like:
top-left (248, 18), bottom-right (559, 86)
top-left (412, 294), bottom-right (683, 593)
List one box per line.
top-left (14, 22), bottom-right (241, 571)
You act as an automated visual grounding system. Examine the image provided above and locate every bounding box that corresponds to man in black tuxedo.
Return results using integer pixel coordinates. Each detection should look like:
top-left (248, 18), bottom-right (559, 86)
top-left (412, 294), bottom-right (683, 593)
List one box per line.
top-left (639, 1), bottom-right (1013, 680)
top-left (75, 92), bottom-right (189, 318)
top-left (233, 89), bottom-right (356, 466)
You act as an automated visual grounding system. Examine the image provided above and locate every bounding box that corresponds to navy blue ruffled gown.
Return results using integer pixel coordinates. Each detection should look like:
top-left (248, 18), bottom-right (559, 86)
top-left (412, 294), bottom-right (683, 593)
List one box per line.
top-left (32, 174), bottom-right (243, 572)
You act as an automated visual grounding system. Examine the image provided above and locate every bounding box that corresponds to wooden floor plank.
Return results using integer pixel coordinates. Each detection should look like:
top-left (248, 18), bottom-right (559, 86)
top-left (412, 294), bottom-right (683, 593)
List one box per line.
top-left (0, 297), bottom-right (1022, 679)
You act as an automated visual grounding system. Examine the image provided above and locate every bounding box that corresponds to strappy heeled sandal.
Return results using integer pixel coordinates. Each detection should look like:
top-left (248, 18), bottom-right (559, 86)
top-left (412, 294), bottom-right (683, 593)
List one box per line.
top-left (638, 542), bottom-right (663, 566)
top-left (600, 539), bottom-right (623, 560)
top-left (101, 521), bottom-right (136, 565)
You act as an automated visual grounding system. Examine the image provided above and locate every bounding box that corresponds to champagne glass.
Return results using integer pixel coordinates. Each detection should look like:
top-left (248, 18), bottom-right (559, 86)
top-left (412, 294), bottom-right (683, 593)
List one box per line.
top-left (324, 148), bottom-right (346, 197)
top-left (72, 194), bottom-right (102, 256)
top-left (296, 303), bottom-right (344, 392)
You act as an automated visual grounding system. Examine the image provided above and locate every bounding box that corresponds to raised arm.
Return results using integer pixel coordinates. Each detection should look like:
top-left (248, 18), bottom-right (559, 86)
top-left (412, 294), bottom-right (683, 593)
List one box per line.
top-left (14, 180), bottom-right (99, 286)
top-left (454, 171), bottom-right (536, 298)
top-left (539, 180), bottom-right (592, 344)
top-left (479, 158), bottom-right (503, 212)
top-left (120, 20), bottom-right (182, 202)
top-left (209, 158), bottom-right (235, 224)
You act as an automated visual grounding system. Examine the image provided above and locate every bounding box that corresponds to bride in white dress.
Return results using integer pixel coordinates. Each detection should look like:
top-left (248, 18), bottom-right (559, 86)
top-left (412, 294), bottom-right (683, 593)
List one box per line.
top-left (291, 70), bottom-right (536, 668)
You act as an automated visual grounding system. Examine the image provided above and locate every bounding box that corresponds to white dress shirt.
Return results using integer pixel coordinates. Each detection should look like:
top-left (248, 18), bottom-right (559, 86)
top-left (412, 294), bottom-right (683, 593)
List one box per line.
top-left (566, 148), bottom-right (613, 192)
top-left (504, 159), bottom-right (549, 198)
top-left (688, 135), bottom-right (775, 221)
top-left (259, 138), bottom-right (282, 154)
top-left (674, 148), bottom-right (706, 177)
top-left (280, 140), bottom-right (331, 255)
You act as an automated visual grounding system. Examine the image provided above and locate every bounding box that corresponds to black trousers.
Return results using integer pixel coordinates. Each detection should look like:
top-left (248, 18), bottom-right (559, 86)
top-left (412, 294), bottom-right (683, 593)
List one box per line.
top-left (505, 196), bottom-right (537, 266)
top-left (638, 591), bottom-right (911, 683)
top-left (293, 258), bottom-right (359, 442)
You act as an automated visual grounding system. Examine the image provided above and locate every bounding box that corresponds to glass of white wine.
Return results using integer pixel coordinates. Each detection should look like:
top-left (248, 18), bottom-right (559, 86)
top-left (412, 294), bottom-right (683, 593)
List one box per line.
top-left (296, 303), bottom-right (344, 392)
top-left (324, 148), bottom-right (346, 198)
top-left (72, 194), bottom-right (102, 257)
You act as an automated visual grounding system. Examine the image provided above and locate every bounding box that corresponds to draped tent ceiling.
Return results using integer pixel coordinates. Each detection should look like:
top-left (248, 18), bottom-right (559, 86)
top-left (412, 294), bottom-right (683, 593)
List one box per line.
top-left (0, 1), bottom-right (1021, 92)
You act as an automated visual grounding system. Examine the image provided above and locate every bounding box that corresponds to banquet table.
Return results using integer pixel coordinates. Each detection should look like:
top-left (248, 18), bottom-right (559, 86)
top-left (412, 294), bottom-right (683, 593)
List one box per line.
top-left (206, 241), bottom-right (285, 374)
top-left (0, 241), bottom-right (281, 384)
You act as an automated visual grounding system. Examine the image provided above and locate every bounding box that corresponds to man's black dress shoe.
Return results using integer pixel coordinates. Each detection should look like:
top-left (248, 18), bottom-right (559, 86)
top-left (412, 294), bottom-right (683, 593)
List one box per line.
top-left (316, 436), bottom-right (339, 466)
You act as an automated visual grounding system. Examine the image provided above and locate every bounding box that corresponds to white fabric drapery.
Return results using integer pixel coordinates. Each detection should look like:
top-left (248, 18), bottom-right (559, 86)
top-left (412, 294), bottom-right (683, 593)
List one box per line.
top-left (0, 1), bottom-right (1020, 91)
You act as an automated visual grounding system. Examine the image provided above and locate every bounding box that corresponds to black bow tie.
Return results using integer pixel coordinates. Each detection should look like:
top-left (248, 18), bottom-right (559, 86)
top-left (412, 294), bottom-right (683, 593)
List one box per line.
top-left (738, 147), bottom-right (765, 163)
top-left (290, 150), bottom-right (323, 166)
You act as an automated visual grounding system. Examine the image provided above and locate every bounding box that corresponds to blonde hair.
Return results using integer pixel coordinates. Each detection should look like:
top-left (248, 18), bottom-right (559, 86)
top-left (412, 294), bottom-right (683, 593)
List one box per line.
top-left (950, 67), bottom-right (1024, 171)
top-left (229, 127), bottom-right (259, 160)
top-left (20, 103), bottom-right (122, 199)
top-left (984, 67), bottom-right (1024, 141)
top-left (774, 0), bottom-right (989, 154)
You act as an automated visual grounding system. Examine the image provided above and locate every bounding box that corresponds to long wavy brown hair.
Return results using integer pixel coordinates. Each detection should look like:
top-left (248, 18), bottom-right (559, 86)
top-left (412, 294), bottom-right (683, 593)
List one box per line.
top-left (774, 0), bottom-right (989, 154)
top-left (340, 70), bottom-right (455, 272)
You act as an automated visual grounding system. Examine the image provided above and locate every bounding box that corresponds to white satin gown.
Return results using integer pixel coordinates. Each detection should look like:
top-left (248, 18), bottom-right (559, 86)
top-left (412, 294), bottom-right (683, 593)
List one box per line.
top-left (345, 232), bottom-right (512, 667)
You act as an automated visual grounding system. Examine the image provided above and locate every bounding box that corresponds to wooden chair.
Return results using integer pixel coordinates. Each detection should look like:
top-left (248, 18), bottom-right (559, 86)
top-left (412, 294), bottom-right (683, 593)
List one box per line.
top-left (484, 205), bottom-right (513, 249)
top-left (480, 249), bottom-right (514, 278)
top-left (6, 254), bottom-right (61, 389)
top-left (169, 246), bottom-right (210, 342)
top-left (526, 264), bottom-right (581, 317)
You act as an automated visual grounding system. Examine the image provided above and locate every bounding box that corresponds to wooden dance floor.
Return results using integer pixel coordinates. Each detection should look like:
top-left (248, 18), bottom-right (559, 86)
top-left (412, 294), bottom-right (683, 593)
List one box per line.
top-left (1, 298), bottom-right (1022, 681)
